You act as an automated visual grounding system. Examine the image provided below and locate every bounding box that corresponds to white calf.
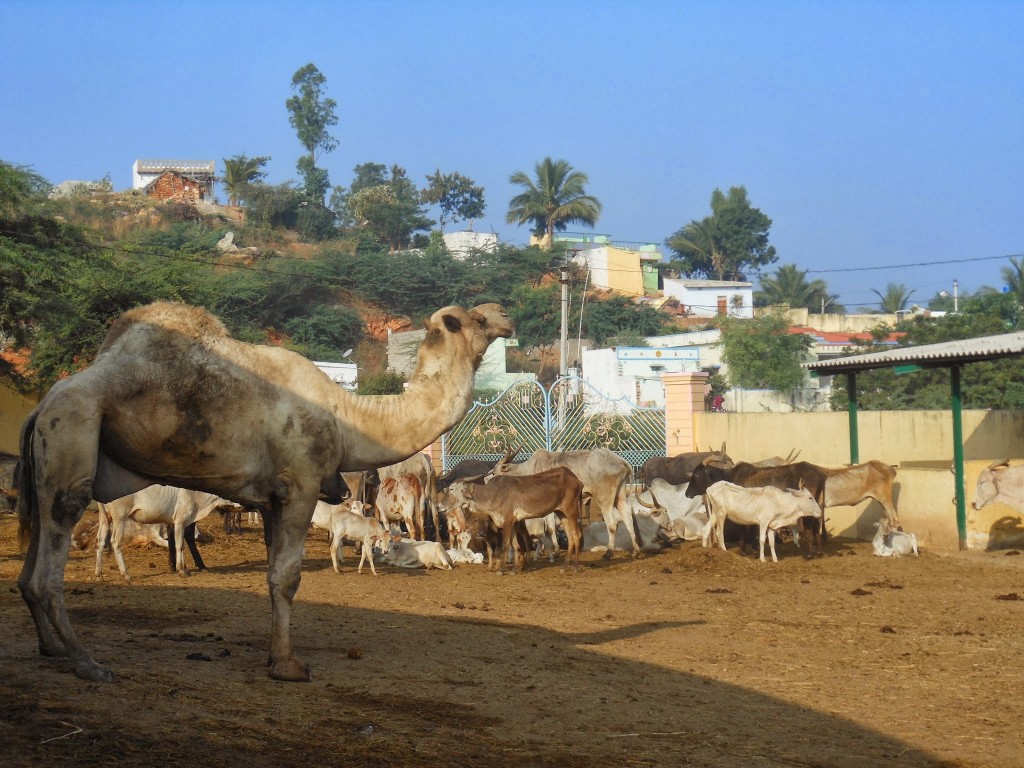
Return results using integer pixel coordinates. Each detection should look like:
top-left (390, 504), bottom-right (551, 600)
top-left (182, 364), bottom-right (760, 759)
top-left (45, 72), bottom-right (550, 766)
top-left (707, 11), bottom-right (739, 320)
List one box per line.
top-left (311, 499), bottom-right (386, 575)
top-left (872, 519), bottom-right (919, 557)
top-left (703, 481), bottom-right (823, 563)
top-left (385, 538), bottom-right (453, 570)
top-left (446, 531), bottom-right (485, 564)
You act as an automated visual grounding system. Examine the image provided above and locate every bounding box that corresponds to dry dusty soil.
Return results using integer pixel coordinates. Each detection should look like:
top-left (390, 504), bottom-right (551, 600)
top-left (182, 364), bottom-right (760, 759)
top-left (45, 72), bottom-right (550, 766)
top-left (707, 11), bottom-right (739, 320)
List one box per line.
top-left (1, 512), bottom-right (1023, 768)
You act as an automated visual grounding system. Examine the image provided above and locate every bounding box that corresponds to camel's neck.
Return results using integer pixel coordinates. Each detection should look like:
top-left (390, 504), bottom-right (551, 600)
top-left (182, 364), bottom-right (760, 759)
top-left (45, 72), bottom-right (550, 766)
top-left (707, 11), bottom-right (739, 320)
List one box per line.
top-left (334, 356), bottom-right (476, 470)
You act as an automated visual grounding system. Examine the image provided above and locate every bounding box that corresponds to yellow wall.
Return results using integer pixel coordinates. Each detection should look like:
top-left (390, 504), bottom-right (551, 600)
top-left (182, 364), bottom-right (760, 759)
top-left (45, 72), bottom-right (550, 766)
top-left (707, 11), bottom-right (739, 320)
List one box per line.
top-left (605, 246), bottom-right (644, 297)
top-left (0, 383), bottom-right (37, 456)
top-left (692, 409), bottom-right (1024, 551)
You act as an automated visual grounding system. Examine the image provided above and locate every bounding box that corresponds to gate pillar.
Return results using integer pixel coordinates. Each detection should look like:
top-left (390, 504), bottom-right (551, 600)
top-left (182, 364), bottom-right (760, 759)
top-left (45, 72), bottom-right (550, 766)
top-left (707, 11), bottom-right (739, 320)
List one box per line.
top-left (662, 371), bottom-right (708, 457)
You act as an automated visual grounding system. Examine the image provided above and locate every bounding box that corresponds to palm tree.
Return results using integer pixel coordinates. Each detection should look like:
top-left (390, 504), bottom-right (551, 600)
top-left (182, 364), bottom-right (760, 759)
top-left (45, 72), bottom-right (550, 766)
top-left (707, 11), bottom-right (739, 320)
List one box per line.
top-left (505, 157), bottom-right (601, 247)
top-left (222, 155), bottom-right (269, 206)
top-left (756, 264), bottom-right (839, 312)
top-left (1000, 256), bottom-right (1024, 303)
top-left (872, 283), bottom-right (915, 314)
top-left (667, 218), bottom-right (727, 280)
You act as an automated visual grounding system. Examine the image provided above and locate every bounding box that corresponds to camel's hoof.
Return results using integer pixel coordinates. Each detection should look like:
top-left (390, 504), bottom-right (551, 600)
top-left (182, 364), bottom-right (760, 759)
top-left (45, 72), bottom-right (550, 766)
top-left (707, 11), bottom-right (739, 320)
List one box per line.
top-left (73, 659), bottom-right (116, 683)
top-left (269, 657), bottom-right (311, 682)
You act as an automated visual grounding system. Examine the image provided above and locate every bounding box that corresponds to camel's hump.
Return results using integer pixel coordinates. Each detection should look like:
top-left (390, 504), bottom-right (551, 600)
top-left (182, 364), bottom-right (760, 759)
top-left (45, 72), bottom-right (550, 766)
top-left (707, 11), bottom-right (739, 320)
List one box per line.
top-left (100, 301), bottom-right (231, 351)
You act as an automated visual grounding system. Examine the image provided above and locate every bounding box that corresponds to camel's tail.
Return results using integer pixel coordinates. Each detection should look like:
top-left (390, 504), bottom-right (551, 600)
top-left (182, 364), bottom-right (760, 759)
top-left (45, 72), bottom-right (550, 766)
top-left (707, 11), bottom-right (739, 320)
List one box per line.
top-left (15, 409), bottom-right (39, 551)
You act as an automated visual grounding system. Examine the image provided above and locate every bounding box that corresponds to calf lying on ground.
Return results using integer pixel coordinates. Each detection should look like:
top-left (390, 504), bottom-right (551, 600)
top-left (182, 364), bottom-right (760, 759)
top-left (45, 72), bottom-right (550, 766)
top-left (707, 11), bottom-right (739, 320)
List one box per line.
top-left (872, 519), bottom-right (919, 557)
top-left (446, 531), bottom-right (485, 564)
top-left (385, 538), bottom-right (454, 570)
top-left (703, 480), bottom-right (823, 563)
top-left (311, 498), bottom-right (387, 575)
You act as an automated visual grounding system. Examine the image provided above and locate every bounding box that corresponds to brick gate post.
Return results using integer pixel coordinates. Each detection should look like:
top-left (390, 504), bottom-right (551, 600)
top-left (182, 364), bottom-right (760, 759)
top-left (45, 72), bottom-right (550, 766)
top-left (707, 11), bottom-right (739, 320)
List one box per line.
top-left (662, 371), bottom-right (709, 457)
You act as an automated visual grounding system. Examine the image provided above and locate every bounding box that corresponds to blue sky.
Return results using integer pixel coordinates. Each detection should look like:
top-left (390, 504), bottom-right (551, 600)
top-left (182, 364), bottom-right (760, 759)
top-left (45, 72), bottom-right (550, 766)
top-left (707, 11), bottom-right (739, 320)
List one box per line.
top-left (2, 0), bottom-right (1021, 312)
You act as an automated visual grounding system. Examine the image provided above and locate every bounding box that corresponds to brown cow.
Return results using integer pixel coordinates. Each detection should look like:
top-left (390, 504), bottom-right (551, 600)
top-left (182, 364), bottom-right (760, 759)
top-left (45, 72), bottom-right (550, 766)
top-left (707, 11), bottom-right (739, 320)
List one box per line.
top-left (822, 461), bottom-right (900, 529)
top-left (440, 467), bottom-right (585, 572)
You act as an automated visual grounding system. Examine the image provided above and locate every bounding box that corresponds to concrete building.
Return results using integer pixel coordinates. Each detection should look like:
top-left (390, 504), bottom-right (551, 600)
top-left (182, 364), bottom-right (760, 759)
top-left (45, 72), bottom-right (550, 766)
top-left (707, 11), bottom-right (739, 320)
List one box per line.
top-left (556, 234), bottom-right (663, 297)
top-left (388, 329), bottom-right (533, 392)
top-left (661, 277), bottom-right (754, 319)
top-left (314, 361), bottom-right (358, 390)
top-left (582, 346), bottom-right (701, 407)
top-left (442, 230), bottom-right (498, 259)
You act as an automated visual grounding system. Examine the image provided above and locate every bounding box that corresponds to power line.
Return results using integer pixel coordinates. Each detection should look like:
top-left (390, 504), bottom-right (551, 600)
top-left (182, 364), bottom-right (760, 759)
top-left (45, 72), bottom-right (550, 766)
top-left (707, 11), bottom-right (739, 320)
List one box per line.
top-left (807, 252), bottom-right (1022, 274)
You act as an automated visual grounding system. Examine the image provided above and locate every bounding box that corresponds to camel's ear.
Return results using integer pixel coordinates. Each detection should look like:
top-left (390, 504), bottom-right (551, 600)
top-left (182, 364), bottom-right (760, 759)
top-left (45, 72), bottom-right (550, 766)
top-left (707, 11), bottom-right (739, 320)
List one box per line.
top-left (441, 313), bottom-right (463, 333)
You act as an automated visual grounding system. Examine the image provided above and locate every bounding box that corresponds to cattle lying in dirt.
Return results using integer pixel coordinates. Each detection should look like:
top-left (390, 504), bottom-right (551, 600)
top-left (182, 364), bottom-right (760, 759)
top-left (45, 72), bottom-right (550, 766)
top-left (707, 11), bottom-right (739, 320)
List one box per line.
top-left (872, 519), bottom-right (919, 557)
top-left (385, 538), bottom-right (453, 570)
top-left (73, 504), bottom-right (168, 552)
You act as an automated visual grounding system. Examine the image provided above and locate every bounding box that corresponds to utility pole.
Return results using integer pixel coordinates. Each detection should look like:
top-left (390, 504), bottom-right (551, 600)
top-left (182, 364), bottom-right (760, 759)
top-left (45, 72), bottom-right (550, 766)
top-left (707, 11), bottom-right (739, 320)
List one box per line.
top-left (559, 268), bottom-right (569, 377)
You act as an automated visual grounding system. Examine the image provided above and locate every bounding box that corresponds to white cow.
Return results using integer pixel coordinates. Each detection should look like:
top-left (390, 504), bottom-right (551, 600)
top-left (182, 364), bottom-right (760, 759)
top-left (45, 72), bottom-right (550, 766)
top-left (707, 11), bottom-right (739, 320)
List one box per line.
top-left (96, 485), bottom-right (238, 579)
top-left (702, 481), bottom-right (823, 563)
top-left (385, 538), bottom-right (454, 570)
top-left (872, 519), bottom-right (919, 557)
top-left (972, 460), bottom-right (1024, 513)
top-left (311, 498), bottom-right (387, 575)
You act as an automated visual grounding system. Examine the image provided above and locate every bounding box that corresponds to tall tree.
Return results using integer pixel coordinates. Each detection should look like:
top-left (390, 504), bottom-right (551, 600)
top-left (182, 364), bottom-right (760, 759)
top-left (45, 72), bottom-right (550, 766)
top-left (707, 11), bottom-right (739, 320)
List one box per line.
top-left (755, 263), bottom-right (841, 312)
top-left (221, 154), bottom-right (270, 206)
top-left (421, 170), bottom-right (486, 231)
top-left (666, 186), bottom-right (777, 280)
top-left (285, 63), bottom-right (338, 203)
top-left (871, 283), bottom-right (915, 313)
top-left (506, 157), bottom-right (601, 247)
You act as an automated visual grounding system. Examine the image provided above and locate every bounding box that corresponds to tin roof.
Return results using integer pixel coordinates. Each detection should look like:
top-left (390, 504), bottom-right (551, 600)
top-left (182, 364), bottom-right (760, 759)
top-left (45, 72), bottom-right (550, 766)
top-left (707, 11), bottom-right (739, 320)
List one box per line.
top-left (804, 331), bottom-right (1024, 374)
top-left (135, 160), bottom-right (215, 175)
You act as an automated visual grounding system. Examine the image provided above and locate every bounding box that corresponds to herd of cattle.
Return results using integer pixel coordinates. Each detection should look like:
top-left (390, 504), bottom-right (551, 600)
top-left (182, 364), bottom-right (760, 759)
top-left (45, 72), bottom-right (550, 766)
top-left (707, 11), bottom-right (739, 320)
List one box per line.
top-left (56, 441), bottom-right (984, 580)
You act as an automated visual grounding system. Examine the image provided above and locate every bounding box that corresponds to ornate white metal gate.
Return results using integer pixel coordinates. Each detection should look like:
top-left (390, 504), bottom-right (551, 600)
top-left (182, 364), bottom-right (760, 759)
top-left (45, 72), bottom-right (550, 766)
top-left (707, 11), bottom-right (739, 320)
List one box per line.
top-left (440, 375), bottom-right (666, 478)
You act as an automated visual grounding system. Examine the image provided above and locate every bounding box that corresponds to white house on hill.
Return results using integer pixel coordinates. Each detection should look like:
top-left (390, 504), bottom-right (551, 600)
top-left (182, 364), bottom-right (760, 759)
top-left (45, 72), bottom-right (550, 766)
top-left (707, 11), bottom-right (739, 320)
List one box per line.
top-left (662, 278), bottom-right (753, 319)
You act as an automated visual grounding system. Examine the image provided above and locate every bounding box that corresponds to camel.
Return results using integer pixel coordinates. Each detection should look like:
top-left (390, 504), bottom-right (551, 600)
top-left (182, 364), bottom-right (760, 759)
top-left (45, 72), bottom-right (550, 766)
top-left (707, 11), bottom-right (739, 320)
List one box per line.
top-left (15, 300), bottom-right (512, 683)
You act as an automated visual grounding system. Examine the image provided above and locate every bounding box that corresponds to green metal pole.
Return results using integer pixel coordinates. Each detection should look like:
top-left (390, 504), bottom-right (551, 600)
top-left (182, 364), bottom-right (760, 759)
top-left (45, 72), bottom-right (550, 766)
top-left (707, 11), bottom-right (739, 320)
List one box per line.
top-left (951, 365), bottom-right (967, 549)
top-left (846, 372), bottom-right (859, 465)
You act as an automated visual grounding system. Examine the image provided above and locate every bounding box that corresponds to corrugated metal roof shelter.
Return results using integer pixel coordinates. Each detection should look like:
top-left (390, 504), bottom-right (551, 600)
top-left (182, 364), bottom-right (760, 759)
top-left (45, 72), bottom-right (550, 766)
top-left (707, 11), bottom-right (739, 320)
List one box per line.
top-left (804, 331), bottom-right (1024, 373)
top-left (804, 331), bottom-right (1024, 548)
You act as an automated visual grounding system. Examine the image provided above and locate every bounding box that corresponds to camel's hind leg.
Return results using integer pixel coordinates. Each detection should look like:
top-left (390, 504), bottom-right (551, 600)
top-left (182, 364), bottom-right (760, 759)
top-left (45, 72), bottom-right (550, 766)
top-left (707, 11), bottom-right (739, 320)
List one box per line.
top-left (20, 484), bottom-right (114, 682)
top-left (18, 403), bottom-right (115, 682)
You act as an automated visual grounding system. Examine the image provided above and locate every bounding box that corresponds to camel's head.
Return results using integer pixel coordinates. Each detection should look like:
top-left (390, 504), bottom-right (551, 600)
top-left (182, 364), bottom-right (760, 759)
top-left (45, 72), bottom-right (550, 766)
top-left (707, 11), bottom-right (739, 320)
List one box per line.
top-left (424, 303), bottom-right (514, 366)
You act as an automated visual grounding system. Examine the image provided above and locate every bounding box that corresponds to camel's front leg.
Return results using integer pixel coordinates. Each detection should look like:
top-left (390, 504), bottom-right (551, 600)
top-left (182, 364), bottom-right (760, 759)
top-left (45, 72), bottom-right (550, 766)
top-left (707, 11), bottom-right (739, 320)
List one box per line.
top-left (266, 493), bottom-right (316, 682)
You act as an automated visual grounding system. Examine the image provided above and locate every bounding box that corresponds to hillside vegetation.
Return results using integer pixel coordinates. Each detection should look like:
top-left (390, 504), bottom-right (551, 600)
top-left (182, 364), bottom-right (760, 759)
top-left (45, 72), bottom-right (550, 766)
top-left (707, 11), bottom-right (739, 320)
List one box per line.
top-left (0, 162), bottom-right (679, 393)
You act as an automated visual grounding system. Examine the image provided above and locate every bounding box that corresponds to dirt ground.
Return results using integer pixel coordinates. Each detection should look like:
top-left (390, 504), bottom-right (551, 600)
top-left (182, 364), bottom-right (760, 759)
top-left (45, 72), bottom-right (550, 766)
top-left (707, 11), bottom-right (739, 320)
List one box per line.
top-left (1, 512), bottom-right (1022, 768)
